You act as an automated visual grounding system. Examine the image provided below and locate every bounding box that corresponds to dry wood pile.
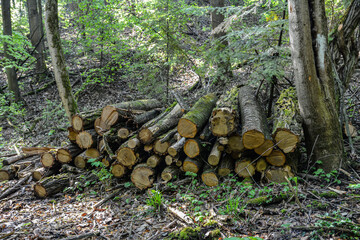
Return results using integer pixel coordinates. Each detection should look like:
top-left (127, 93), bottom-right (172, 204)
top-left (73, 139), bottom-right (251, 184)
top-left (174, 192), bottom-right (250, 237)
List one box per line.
top-left (1, 86), bottom-right (302, 197)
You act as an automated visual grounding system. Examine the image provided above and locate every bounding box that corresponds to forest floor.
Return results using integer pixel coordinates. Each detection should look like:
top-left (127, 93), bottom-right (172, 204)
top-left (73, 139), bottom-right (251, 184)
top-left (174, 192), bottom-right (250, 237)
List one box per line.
top-left (1, 58), bottom-right (360, 239)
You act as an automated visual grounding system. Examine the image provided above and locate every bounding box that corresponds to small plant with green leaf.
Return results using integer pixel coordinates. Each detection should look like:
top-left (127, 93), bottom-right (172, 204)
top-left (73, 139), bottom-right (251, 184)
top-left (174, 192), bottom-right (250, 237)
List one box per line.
top-left (146, 190), bottom-right (164, 212)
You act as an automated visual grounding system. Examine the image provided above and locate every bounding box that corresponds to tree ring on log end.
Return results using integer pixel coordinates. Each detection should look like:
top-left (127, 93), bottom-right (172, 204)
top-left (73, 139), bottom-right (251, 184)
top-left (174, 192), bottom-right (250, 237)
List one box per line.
top-left (76, 132), bottom-right (93, 149)
top-left (0, 171), bottom-right (10, 181)
top-left (254, 139), bottom-right (274, 156)
top-left (131, 167), bottom-right (154, 190)
top-left (111, 163), bottom-right (126, 178)
top-left (273, 129), bottom-right (299, 153)
top-left (266, 150), bottom-right (286, 167)
top-left (184, 139), bottom-right (200, 158)
top-left (154, 140), bottom-right (169, 155)
top-left (242, 130), bottom-right (265, 149)
top-left (41, 152), bottom-right (55, 167)
top-left (117, 148), bottom-right (136, 167)
top-left (161, 172), bottom-right (172, 182)
top-left (202, 173), bottom-right (218, 187)
top-left (139, 128), bottom-right (153, 144)
top-left (74, 156), bottom-right (86, 169)
top-left (72, 115), bottom-right (83, 132)
top-left (34, 184), bottom-right (47, 198)
top-left (56, 149), bottom-right (71, 163)
top-left (235, 160), bottom-right (255, 178)
top-left (177, 118), bottom-right (197, 138)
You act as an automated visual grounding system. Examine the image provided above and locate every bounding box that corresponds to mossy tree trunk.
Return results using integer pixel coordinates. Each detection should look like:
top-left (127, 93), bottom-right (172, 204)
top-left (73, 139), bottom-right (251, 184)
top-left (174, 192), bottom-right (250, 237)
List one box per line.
top-left (288, 0), bottom-right (344, 172)
top-left (45, 0), bottom-right (78, 121)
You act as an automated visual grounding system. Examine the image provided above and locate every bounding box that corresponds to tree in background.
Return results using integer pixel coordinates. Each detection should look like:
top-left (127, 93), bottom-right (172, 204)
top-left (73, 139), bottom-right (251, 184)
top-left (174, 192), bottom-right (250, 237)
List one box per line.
top-left (2, 0), bottom-right (20, 101)
top-left (27, 0), bottom-right (47, 78)
top-left (210, 0), bottom-right (232, 85)
top-left (45, 0), bottom-right (78, 120)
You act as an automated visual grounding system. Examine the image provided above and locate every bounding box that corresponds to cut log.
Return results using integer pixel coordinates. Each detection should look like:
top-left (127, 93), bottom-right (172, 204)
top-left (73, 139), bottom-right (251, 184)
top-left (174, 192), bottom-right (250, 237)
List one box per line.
top-left (94, 117), bottom-right (109, 136)
top-left (144, 144), bottom-right (154, 152)
top-left (161, 166), bottom-right (181, 182)
top-left (33, 173), bottom-right (70, 198)
top-left (117, 127), bottom-right (131, 139)
top-left (168, 137), bottom-right (186, 157)
top-left (177, 93), bottom-right (217, 138)
top-left (0, 165), bottom-right (16, 181)
top-left (208, 142), bottom-right (222, 166)
top-left (131, 163), bottom-right (155, 190)
top-left (32, 167), bottom-right (57, 181)
top-left (184, 139), bottom-right (203, 158)
top-left (71, 107), bottom-right (102, 132)
top-left (254, 139), bottom-right (274, 157)
top-left (146, 155), bottom-right (162, 168)
top-left (76, 129), bottom-right (98, 149)
top-left (183, 157), bottom-right (204, 174)
top-left (21, 147), bottom-right (53, 155)
top-left (111, 161), bottom-right (127, 178)
top-left (154, 140), bottom-right (170, 155)
top-left (201, 165), bottom-right (218, 187)
top-left (56, 144), bottom-right (83, 164)
top-left (139, 104), bottom-right (184, 144)
top-left (74, 148), bottom-right (101, 169)
top-left (266, 150), bottom-right (286, 167)
top-left (238, 86), bottom-right (268, 149)
top-left (265, 165), bottom-right (294, 183)
top-left (3, 153), bottom-right (39, 166)
top-left (160, 128), bottom-right (178, 143)
top-left (128, 137), bottom-right (141, 149)
top-left (41, 151), bottom-right (57, 168)
top-left (235, 158), bottom-right (255, 178)
top-left (133, 109), bottom-right (162, 126)
top-left (217, 155), bottom-right (234, 177)
top-left (101, 156), bottom-right (115, 168)
top-left (218, 137), bottom-right (229, 146)
top-left (199, 122), bottom-right (212, 141)
top-left (272, 87), bottom-right (301, 153)
top-left (68, 127), bottom-right (78, 144)
top-left (165, 155), bottom-right (178, 165)
top-left (255, 158), bottom-right (268, 172)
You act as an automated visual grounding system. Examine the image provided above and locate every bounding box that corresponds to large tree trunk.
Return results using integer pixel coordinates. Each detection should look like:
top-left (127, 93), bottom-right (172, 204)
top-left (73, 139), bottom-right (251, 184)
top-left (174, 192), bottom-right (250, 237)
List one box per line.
top-left (27, 0), bottom-right (47, 76)
top-left (288, 0), bottom-right (344, 172)
top-left (45, 0), bottom-right (78, 121)
top-left (2, 0), bottom-right (20, 101)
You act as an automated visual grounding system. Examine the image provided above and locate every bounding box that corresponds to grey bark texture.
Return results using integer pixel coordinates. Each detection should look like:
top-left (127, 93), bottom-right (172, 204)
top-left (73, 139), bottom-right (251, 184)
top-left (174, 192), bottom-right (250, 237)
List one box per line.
top-left (288, 0), bottom-right (343, 172)
top-left (45, 0), bottom-right (78, 120)
top-left (2, 0), bottom-right (20, 101)
top-left (27, 0), bottom-right (47, 75)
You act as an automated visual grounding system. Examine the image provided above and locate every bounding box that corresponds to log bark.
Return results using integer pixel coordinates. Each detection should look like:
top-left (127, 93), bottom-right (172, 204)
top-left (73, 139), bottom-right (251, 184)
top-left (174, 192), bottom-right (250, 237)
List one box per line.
top-left (76, 129), bottom-right (98, 149)
top-left (3, 153), bottom-right (39, 166)
top-left (235, 158), bottom-right (255, 178)
top-left (133, 109), bottom-right (162, 126)
top-left (34, 173), bottom-right (70, 198)
top-left (266, 150), bottom-right (286, 167)
top-left (111, 161), bottom-right (127, 178)
top-left (131, 163), bottom-right (155, 190)
top-left (183, 157), bottom-right (203, 174)
top-left (272, 87), bottom-right (301, 153)
top-left (199, 122), bottom-right (212, 141)
top-left (161, 166), bottom-right (180, 182)
top-left (168, 137), bottom-right (186, 157)
top-left (217, 155), bottom-right (234, 177)
top-left (238, 86), bottom-right (268, 149)
top-left (139, 104), bottom-right (184, 144)
top-left (208, 142), bottom-right (222, 166)
top-left (201, 165), bottom-right (218, 187)
top-left (177, 93), bottom-right (217, 138)
top-left (56, 144), bottom-right (83, 164)
top-left (22, 147), bottom-right (53, 155)
top-left (183, 139), bottom-right (203, 159)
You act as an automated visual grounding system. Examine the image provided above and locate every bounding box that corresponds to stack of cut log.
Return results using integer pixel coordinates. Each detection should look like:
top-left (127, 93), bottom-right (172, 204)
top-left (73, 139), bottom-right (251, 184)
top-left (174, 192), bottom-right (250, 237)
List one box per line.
top-left (1, 86), bottom-right (302, 197)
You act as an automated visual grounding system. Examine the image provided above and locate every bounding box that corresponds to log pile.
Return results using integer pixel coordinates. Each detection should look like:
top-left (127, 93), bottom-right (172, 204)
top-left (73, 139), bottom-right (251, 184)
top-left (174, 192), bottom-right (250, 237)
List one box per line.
top-left (1, 88), bottom-right (302, 197)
